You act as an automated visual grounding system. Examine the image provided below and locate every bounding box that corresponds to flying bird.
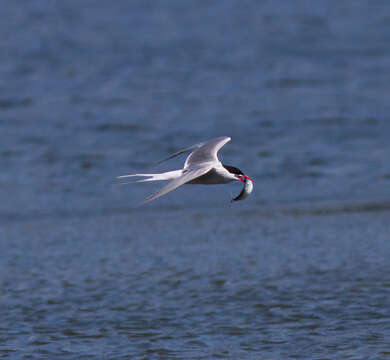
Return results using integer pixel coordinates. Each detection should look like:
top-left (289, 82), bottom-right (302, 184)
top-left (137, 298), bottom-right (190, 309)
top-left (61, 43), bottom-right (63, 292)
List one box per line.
top-left (118, 136), bottom-right (253, 204)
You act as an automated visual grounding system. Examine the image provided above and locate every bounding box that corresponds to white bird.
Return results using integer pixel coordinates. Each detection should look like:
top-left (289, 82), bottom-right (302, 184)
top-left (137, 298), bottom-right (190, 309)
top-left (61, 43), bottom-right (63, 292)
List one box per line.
top-left (118, 136), bottom-right (253, 205)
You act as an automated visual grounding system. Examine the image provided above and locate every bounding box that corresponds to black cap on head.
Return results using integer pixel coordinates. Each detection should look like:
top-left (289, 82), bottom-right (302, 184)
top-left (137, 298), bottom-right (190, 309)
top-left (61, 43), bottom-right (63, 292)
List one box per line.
top-left (223, 164), bottom-right (243, 175)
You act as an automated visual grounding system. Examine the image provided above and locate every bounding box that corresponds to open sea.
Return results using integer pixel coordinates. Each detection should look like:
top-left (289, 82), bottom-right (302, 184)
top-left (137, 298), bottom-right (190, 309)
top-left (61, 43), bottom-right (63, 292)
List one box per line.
top-left (1, 1), bottom-right (390, 359)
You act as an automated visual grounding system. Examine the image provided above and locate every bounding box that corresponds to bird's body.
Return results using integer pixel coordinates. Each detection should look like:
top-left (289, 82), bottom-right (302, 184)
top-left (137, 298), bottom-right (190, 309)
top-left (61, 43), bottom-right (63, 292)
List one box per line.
top-left (187, 165), bottom-right (237, 184)
top-left (118, 137), bottom-right (253, 204)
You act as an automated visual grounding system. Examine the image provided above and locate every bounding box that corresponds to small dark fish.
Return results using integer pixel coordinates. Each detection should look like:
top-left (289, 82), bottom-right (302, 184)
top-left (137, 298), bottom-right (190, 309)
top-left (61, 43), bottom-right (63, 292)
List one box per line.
top-left (232, 178), bottom-right (254, 202)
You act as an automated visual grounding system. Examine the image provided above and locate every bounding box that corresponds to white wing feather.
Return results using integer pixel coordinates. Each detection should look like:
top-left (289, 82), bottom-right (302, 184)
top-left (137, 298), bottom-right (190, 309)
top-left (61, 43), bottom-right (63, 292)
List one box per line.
top-left (140, 166), bottom-right (212, 205)
top-left (184, 136), bottom-right (231, 168)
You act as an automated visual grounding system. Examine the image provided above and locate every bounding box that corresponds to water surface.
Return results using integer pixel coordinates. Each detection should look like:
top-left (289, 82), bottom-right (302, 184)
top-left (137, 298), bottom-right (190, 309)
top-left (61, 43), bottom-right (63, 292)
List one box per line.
top-left (1, 1), bottom-right (390, 358)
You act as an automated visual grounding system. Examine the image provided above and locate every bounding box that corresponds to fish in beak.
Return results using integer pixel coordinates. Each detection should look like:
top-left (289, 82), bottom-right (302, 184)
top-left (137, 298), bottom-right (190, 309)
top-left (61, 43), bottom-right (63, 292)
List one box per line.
top-left (232, 175), bottom-right (254, 201)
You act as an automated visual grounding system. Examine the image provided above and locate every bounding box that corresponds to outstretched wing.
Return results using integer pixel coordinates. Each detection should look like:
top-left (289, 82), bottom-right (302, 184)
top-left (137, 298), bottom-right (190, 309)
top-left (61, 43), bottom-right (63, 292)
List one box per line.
top-left (141, 166), bottom-right (212, 205)
top-left (155, 143), bottom-right (204, 165)
top-left (184, 137), bottom-right (231, 168)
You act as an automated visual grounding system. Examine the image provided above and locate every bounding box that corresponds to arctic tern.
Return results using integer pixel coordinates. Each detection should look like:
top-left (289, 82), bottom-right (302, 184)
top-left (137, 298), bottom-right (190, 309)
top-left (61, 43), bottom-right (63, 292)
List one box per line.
top-left (118, 136), bottom-right (253, 204)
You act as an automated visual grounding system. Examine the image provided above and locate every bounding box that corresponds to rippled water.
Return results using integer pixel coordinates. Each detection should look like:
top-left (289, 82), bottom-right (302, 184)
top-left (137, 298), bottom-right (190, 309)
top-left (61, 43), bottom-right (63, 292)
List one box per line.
top-left (1, 1), bottom-right (390, 359)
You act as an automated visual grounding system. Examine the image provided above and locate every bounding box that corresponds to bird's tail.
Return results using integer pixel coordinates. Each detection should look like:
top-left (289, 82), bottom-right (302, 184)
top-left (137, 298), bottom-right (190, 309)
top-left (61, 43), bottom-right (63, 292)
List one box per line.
top-left (117, 170), bottom-right (183, 183)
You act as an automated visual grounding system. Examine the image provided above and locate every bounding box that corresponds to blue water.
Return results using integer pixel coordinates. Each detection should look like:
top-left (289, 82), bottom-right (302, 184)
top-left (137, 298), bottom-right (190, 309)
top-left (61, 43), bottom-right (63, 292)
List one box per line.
top-left (1, 1), bottom-right (390, 358)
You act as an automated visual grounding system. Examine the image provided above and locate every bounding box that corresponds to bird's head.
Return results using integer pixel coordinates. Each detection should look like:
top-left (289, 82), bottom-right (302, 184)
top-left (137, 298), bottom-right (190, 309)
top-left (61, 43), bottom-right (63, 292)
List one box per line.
top-left (236, 173), bottom-right (253, 183)
top-left (223, 165), bottom-right (254, 183)
top-left (223, 165), bottom-right (253, 183)
top-left (223, 165), bottom-right (254, 201)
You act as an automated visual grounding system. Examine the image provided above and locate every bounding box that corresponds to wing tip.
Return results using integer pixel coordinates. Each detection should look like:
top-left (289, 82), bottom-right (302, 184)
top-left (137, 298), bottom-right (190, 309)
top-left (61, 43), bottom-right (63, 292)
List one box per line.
top-left (215, 136), bottom-right (231, 146)
top-left (117, 174), bottom-right (136, 179)
top-left (215, 136), bottom-right (231, 142)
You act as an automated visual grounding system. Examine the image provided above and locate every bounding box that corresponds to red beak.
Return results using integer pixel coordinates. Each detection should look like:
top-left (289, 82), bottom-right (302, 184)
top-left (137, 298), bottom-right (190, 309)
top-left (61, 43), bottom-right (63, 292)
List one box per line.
top-left (243, 174), bottom-right (253, 182)
top-left (238, 174), bottom-right (253, 183)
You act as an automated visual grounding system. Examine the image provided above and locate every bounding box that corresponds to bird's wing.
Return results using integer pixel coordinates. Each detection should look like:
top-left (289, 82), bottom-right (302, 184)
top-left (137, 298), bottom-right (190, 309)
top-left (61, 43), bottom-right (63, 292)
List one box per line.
top-left (155, 143), bottom-right (204, 165)
top-left (140, 166), bottom-right (212, 205)
top-left (184, 137), bottom-right (231, 168)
